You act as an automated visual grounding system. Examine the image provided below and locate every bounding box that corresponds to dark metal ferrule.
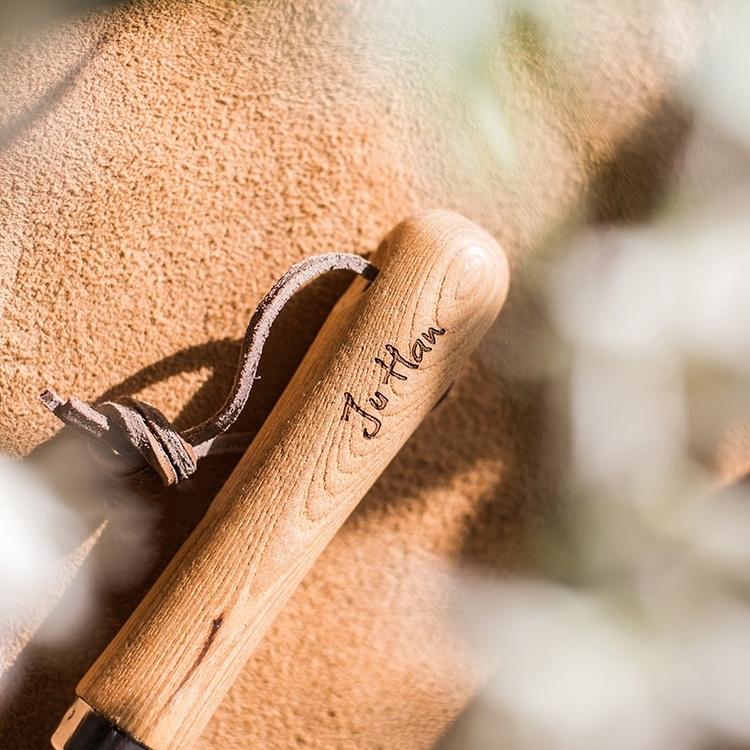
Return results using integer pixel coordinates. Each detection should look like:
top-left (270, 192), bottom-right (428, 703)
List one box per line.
top-left (52, 699), bottom-right (149, 750)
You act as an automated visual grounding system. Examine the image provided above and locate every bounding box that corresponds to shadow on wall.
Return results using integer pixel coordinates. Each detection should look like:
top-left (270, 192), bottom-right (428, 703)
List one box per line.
top-left (0, 0), bottom-right (144, 149)
top-left (0, 41), bottom-right (101, 151)
top-left (0, 0), bottom-right (139, 35)
top-left (588, 97), bottom-right (694, 225)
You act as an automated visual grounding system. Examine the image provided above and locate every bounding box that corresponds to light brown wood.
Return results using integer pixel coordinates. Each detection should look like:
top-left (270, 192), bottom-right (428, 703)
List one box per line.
top-left (76, 210), bottom-right (510, 750)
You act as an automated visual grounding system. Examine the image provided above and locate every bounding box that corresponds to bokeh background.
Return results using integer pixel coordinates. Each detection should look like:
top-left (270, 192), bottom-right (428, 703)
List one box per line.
top-left (2, 1), bottom-right (750, 748)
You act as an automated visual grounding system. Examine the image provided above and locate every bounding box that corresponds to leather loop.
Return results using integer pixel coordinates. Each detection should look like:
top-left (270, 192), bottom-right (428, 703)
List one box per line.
top-left (41, 253), bottom-right (378, 485)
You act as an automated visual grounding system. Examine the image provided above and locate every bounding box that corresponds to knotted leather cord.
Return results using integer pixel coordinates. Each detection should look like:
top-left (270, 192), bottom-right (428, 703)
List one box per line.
top-left (40, 253), bottom-right (378, 486)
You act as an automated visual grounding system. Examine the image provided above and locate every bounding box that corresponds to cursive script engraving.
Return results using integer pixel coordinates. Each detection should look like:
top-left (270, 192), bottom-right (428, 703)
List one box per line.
top-left (374, 344), bottom-right (418, 384)
top-left (341, 392), bottom-right (383, 438)
top-left (341, 326), bottom-right (446, 439)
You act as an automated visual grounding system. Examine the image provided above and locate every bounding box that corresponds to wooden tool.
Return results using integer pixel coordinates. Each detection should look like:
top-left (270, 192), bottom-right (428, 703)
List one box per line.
top-left (51, 210), bottom-right (510, 750)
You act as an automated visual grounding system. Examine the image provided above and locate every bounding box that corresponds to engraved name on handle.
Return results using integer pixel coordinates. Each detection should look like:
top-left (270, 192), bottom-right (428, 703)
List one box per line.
top-left (342, 325), bottom-right (446, 439)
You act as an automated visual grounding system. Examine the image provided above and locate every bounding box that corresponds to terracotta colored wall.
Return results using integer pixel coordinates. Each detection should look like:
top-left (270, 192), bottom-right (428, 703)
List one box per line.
top-left (0, 1), bottom-right (731, 748)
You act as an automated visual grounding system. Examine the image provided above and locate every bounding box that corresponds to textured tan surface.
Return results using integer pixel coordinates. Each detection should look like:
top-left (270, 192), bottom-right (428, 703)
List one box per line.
top-left (0, 1), bottom-right (733, 748)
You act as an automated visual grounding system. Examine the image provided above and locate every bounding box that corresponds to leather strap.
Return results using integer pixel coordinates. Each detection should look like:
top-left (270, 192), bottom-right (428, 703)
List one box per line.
top-left (41, 253), bottom-right (378, 485)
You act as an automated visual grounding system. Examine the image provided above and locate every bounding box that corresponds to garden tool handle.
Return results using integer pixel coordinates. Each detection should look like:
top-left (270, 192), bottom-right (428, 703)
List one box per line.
top-left (52, 209), bottom-right (509, 750)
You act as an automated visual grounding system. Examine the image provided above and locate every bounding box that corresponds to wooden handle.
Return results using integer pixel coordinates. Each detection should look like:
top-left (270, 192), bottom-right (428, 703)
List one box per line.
top-left (75, 210), bottom-right (509, 749)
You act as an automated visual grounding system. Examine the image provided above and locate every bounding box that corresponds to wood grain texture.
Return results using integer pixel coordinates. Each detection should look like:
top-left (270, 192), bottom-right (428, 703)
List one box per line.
top-left (75, 210), bottom-right (510, 750)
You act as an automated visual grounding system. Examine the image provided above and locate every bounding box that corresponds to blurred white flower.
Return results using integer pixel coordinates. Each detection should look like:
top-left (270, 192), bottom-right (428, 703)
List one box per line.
top-left (0, 451), bottom-right (99, 677)
top-left (452, 561), bottom-right (750, 750)
top-left (0, 441), bottom-right (155, 690)
top-left (552, 195), bottom-right (750, 369)
top-left (450, 76), bottom-right (750, 747)
top-left (682, 0), bottom-right (750, 151)
top-left (0, 451), bottom-right (100, 596)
